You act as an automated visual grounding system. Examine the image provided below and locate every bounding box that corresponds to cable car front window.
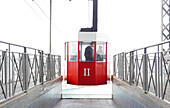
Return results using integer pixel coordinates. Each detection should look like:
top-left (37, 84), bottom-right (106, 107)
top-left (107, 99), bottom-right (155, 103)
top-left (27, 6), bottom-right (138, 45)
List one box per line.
top-left (96, 42), bottom-right (106, 62)
top-left (79, 41), bottom-right (94, 62)
top-left (69, 42), bottom-right (78, 61)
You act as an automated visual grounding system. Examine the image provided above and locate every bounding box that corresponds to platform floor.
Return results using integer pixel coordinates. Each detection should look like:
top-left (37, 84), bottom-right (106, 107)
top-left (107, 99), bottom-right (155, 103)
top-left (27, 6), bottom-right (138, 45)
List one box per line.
top-left (53, 99), bottom-right (119, 108)
top-left (62, 81), bottom-right (112, 98)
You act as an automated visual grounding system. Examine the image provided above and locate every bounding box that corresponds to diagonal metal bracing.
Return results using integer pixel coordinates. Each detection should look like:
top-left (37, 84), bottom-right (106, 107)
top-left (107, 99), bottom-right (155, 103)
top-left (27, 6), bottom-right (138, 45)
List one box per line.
top-left (162, 23), bottom-right (170, 41)
top-left (161, 53), bottom-right (170, 83)
top-left (12, 53), bottom-right (24, 94)
top-left (0, 51), bottom-right (7, 98)
top-left (163, 0), bottom-right (169, 7)
top-left (0, 52), bottom-right (6, 72)
top-left (0, 41), bottom-right (61, 101)
top-left (162, 23), bottom-right (169, 31)
top-left (27, 54), bottom-right (40, 87)
top-left (34, 54), bottom-right (40, 84)
top-left (161, 53), bottom-right (170, 99)
top-left (27, 54), bottom-right (36, 86)
top-left (147, 54), bottom-right (157, 95)
top-left (163, 7), bottom-right (169, 17)
top-left (135, 55), bottom-right (144, 86)
top-left (0, 80), bottom-right (6, 98)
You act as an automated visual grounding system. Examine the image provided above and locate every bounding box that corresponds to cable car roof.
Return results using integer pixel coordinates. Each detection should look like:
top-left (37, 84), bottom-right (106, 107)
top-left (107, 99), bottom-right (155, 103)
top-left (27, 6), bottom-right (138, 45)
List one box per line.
top-left (78, 32), bottom-right (109, 42)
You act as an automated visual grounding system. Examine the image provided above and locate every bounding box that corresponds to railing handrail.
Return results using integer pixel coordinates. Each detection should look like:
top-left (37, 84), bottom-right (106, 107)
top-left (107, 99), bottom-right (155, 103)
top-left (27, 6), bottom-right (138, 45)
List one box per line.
top-left (113, 40), bottom-right (170, 102)
top-left (0, 41), bottom-right (61, 101)
top-left (0, 40), bottom-right (43, 51)
top-left (114, 40), bottom-right (170, 56)
top-left (124, 40), bottom-right (170, 54)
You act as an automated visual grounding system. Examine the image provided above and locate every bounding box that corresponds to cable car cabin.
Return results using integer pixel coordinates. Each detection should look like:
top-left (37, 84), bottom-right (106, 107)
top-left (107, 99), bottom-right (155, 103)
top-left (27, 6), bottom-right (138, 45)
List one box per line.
top-left (65, 32), bottom-right (110, 85)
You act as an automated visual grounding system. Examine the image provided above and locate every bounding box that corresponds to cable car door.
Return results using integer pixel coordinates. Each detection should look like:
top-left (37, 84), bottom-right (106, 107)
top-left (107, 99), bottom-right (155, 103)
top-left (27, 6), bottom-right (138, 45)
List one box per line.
top-left (78, 42), bottom-right (96, 85)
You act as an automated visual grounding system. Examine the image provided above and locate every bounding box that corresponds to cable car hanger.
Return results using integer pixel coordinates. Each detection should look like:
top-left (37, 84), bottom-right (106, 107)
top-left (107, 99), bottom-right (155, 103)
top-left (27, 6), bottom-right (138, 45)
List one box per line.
top-left (69, 0), bottom-right (98, 32)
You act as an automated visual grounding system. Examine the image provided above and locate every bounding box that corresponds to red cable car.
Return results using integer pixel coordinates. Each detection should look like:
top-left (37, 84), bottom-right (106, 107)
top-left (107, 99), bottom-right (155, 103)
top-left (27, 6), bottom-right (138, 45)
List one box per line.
top-left (65, 32), bottom-right (110, 85)
top-left (65, 0), bottom-right (110, 85)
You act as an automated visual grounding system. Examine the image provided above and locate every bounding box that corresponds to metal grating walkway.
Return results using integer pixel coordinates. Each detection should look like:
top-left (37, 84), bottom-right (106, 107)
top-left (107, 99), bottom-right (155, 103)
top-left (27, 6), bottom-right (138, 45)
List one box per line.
top-left (53, 99), bottom-right (119, 108)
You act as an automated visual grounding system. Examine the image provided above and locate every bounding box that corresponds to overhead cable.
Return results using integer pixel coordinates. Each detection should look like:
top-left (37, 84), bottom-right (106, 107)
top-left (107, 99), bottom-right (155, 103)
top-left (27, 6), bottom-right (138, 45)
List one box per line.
top-left (33, 0), bottom-right (48, 18)
top-left (24, 0), bottom-right (63, 35)
top-left (24, 0), bottom-right (42, 20)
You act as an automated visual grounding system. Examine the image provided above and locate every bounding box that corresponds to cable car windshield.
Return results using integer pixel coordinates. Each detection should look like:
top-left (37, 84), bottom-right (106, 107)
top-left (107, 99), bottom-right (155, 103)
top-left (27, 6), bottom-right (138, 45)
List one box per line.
top-left (96, 42), bottom-right (106, 62)
top-left (79, 41), bottom-right (94, 62)
top-left (68, 42), bottom-right (78, 61)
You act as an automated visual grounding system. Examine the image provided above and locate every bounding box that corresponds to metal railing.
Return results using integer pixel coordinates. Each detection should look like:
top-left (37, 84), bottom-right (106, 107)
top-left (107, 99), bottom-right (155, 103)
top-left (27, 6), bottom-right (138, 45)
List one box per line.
top-left (0, 41), bottom-right (61, 101)
top-left (113, 40), bottom-right (170, 102)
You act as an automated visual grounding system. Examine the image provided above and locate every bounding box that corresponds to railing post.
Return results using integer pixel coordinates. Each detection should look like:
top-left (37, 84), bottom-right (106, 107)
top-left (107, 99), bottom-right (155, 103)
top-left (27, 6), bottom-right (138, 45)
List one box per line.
top-left (47, 54), bottom-right (51, 81)
top-left (118, 54), bottom-right (121, 78)
top-left (118, 54), bottom-right (120, 78)
top-left (129, 51), bottom-right (134, 84)
top-left (135, 51), bottom-right (138, 86)
top-left (113, 56), bottom-right (116, 76)
top-left (158, 45), bottom-right (160, 97)
top-left (23, 47), bottom-right (28, 92)
top-left (160, 52), bottom-right (163, 99)
top-left (4, 51), bottom-right (7, 98)
top-left (39, 51), bottom-right (44, 84)
top-left (119, 54), bottom-right (121, 79)
top-left (129, 52), bottom-right (132, 84)
top-left (143, 48), bottom-right (148, 93)
top-left (155, 53), bottom-right (157, 96)
top-left (122, 52), bottom-right (125, 80)
top-left (12, 52), bottom-right (14, 95)
top-left (125, 53), bottom-right (128, 80)
top-left (51, 55), bottom-right (53, 79)
top-left (0, 54), bottom-right (2, 84)
top-left (8, 45), bottom-right (11, 97)
top-left (58, 56), bottom-right (61, 76)
top-left (51, 55), bottom-right (55, 79)
top-left (54, 55), bottom-right (56, 78)
top-left (34, 50), bottom-right (37, 84)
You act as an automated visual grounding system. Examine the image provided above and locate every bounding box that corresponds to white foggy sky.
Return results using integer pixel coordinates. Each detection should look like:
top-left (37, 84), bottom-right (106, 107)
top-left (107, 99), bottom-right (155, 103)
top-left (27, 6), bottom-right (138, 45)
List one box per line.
top-left (0, 0), bottom-right (161, 56)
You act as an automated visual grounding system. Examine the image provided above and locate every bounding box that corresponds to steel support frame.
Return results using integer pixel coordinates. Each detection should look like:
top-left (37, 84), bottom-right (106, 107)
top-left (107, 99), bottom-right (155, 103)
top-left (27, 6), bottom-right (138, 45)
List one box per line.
top-left (162, 0), bottom-right (170, 42)
top-left (161, 0), bottom-right (170, 99)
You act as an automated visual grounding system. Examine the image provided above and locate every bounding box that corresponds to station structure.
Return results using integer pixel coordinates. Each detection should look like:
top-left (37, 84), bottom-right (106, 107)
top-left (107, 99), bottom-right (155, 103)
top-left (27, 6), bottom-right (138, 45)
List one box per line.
top-left (0, 0), bottom-right (170, 108)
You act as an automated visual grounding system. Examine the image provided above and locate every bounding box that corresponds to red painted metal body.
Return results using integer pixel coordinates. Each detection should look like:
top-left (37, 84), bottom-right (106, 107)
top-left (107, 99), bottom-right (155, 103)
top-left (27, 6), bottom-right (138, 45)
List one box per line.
top-left (67, 62), bottom-right (78, 85)
top-left (79, 62), bottom-right (96, 85)
top-left (96, 62), bottom-right (107, 84)
top-left (67, 41), bottom-right (109, 85)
